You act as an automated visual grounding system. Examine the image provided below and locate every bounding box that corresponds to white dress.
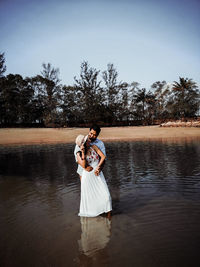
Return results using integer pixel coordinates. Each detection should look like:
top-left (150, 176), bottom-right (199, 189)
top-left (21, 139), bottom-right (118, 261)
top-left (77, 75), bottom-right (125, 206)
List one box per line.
top-left (78, 147), bottom-right (112, 217)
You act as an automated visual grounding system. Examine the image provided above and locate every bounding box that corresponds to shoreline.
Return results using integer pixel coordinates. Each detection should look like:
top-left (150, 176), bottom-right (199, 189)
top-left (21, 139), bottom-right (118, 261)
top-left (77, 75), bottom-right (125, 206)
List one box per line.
top-left (0, 126), bottom-right (200, 146)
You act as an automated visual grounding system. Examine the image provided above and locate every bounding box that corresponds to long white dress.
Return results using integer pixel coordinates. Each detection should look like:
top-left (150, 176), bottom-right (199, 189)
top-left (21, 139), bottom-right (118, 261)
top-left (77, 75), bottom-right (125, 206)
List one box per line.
top-left (78, 147), bottom-right (112, 217)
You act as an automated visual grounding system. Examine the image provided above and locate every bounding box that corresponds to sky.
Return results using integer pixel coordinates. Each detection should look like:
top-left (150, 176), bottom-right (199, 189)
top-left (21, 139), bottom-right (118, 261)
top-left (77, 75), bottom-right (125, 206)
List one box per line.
top-left (0, 0), bottom-right (200, 89)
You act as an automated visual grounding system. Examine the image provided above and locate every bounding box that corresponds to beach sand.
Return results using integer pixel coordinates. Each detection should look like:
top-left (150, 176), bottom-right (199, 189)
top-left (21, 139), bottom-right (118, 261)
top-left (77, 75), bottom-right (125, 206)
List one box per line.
top-left (0, 126), bottom-right (200, 146)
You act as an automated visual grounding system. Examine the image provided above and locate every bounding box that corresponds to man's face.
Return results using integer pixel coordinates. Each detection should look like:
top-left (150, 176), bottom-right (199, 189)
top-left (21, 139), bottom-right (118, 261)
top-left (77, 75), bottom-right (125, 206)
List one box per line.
top-left (88, 129), bottom-right (98, 142)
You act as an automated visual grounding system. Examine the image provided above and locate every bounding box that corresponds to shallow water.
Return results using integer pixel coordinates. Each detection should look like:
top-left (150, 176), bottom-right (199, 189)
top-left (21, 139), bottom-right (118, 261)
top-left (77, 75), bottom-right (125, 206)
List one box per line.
top-left (0, 140), bottom-right (200, 267)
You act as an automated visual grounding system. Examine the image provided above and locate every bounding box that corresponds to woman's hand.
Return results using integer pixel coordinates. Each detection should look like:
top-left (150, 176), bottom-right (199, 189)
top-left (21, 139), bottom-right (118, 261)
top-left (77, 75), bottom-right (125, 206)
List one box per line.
top-left (94, 166), bottom-right (100, 176)
top-left (85, 166), bottom-right (93, 172)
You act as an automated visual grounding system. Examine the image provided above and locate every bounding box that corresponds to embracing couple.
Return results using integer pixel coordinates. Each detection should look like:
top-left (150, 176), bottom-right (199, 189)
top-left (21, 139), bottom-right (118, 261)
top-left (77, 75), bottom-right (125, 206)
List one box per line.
top-left (74, 125), bottom-right (112, 219)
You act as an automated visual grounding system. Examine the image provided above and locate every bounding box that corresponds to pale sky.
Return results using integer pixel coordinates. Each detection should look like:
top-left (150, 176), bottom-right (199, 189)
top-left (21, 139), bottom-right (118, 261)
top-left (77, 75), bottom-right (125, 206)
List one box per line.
top-left (0, 0), bottom-right (200, 88)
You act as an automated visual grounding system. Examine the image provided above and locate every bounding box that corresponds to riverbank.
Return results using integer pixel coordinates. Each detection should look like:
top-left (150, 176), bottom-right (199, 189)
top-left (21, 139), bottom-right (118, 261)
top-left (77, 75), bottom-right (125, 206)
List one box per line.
top-left (0, 126), bottom-right (200, 146)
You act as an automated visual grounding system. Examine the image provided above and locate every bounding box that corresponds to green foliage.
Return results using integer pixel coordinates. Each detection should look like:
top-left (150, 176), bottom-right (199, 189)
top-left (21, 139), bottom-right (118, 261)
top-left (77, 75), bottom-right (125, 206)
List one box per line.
top-left (0, 74), bottom-right (34, 125)
top-left (170, 77), bottom-right (199, 118)
top-left (0, 52), bottom-right (6, 78)
top-left (102, 63), bottom-right (119, 122)
top-left (61, 85), bottom-right (81, 125)
top-left (74, 61), bottom-right (103, 123)
top-left (0, 53), bottom-right (199, 127)
top-left (151, 81), bottom-right (170, 120)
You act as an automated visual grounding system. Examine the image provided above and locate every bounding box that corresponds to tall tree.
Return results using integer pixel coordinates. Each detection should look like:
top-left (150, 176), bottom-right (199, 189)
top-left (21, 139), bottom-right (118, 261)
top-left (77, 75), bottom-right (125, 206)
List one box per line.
top-left (102, 63), bottom-right (120, 122)
top-left (41, 63), bottom-right (60, 84)
top-left (117, 82), bottom-right (130, 122)
top-left (133, 88), bottom-right (147, 120)
top-left (39, 63), bottom-right (61, 126)
top-left (25, 76), bottom-right (45, 124)
top-left (133, 88), bottom-right (155, 124)
top-left (0, 53), bottom-right (7, 123)
top-left (74, 61), bottom-right (102, 123)
top-left (61, 85), bottom-right (81, 126)
top-left (151, 81), bottom-right (170, 121)
top-left (0, 74), bottom-right (22, 125)
top-left (18, 77), bottom-right (34, 124)
top-left (129, 81), bottom-right (140, 120)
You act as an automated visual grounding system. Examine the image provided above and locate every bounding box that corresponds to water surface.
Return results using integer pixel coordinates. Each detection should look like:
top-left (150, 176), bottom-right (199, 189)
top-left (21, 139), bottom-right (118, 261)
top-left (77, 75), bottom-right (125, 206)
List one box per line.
top-left (0, 140), bottom-right (200, 267)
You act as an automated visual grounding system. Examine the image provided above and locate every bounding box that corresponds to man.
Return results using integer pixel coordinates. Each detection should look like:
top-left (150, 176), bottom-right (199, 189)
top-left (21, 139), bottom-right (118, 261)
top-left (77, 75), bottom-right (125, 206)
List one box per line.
top-left (74, 124), bottom-right (106, 179)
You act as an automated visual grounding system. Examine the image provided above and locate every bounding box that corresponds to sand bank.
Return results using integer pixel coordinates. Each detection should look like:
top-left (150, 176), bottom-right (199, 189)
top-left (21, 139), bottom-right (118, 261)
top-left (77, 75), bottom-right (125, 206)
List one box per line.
top-left (0, 126), bottom-right (200, 146)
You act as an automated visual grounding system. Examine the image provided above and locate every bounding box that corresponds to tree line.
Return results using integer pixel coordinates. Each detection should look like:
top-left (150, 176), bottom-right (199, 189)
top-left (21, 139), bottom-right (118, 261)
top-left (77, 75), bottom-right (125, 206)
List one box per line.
top-left (0, 52), bottom-right (199, 127)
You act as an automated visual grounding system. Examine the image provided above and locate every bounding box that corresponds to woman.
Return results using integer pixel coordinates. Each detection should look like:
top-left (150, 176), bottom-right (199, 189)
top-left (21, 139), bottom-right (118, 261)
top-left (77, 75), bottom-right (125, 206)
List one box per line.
top-left (75, 135), bottom-right (112, 218)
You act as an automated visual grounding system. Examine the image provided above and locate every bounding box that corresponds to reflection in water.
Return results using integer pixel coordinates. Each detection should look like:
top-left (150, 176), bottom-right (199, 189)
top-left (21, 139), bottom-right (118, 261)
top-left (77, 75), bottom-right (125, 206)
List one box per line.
top-left (0, 140), bottom-right (200, 267)
top-left (77, 216), bottom-right (111, 267)
top-left (78, 216), bottom-right (111, 257)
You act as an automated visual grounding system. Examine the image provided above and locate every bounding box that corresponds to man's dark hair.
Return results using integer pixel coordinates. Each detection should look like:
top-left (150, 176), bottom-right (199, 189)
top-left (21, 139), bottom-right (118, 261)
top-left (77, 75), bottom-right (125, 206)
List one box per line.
top-left (90, 124), bottom-right (101, 136)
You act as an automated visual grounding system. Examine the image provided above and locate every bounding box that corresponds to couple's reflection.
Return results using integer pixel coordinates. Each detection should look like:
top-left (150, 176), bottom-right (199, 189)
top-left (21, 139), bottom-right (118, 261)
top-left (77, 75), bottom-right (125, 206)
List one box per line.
top-left (78, 216), bottom-right (111, 265)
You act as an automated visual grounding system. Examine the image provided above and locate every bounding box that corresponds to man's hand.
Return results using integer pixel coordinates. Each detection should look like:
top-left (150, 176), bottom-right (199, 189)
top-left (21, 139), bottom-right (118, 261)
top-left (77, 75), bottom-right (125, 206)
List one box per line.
top-left (85, 166), bottom-right (93, 172)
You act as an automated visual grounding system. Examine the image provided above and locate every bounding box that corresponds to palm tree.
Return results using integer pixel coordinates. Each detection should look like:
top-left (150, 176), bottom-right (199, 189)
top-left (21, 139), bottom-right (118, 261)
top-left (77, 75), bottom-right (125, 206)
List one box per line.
top-left (132, 88), bottom-right (155, 125)
top-left (172, 77), bottom-right (199, 119)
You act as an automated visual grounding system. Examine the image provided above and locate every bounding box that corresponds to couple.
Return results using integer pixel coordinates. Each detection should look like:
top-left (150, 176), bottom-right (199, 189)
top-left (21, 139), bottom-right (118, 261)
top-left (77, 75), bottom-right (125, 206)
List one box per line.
top-left (74, 125), bottom-right (112, 218)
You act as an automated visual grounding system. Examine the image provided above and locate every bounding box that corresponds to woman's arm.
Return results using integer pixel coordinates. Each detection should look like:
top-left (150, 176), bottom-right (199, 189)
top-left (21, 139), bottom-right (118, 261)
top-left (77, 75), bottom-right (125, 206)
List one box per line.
top-left (76, 151), bottom-right (86, 169)
top-left (77, 143), bottom-right (86, 168)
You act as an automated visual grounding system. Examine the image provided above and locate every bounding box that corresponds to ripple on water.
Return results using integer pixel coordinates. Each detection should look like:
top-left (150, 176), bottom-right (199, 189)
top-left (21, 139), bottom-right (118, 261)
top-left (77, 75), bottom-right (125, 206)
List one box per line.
top-left (0, 140), bottom-right (200, 267)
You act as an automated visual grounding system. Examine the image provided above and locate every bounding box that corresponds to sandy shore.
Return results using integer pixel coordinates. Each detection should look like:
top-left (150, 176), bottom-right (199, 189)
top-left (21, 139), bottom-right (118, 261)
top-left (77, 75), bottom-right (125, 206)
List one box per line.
top-left (0, 126), bottom-right (200, 146)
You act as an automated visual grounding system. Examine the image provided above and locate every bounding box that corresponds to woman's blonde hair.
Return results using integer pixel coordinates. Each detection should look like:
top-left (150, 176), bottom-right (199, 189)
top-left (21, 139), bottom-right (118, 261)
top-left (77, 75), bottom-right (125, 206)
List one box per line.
top-left (75, 135), bottom-right (85, 147)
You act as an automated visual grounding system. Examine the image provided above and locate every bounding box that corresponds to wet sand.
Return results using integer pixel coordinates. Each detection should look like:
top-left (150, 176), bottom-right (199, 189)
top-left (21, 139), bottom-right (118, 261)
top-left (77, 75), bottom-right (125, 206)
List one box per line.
top-left (0, 126), bottom-right (200, 146)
